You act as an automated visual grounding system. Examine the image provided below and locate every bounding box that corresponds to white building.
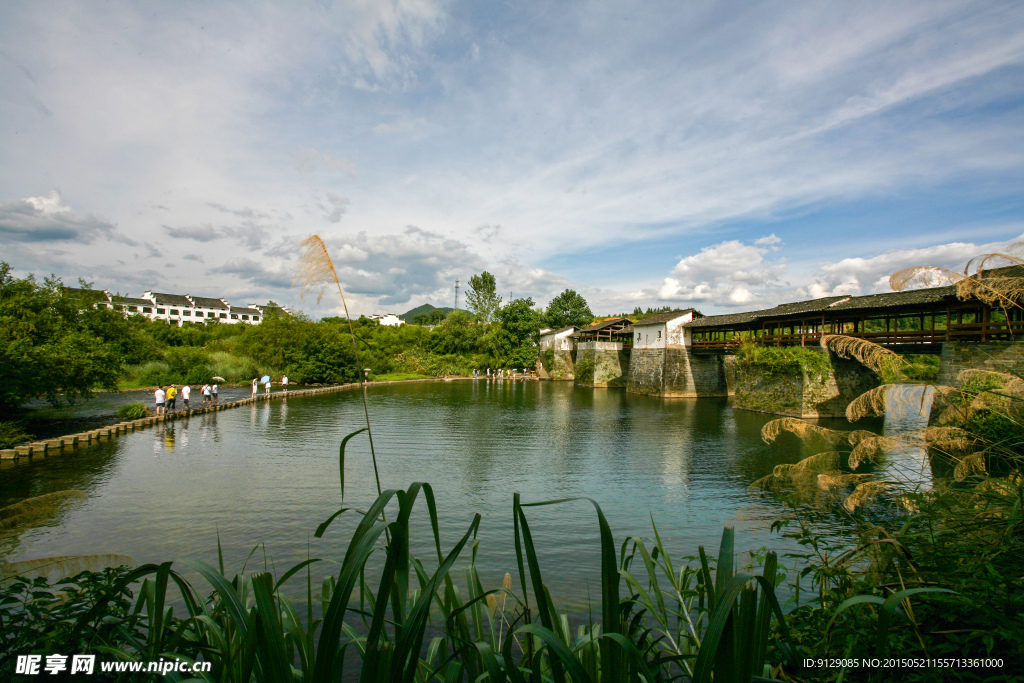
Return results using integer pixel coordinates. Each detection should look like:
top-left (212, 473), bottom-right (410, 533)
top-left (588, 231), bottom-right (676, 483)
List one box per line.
top-left (632, 309), bottom-right (701, 349)
top-left (538, 326), bottom-right (577, 353)
top-left (189, 296), bottom-right (231, 323)
top-left (368, 313), bottom-right (404, 326)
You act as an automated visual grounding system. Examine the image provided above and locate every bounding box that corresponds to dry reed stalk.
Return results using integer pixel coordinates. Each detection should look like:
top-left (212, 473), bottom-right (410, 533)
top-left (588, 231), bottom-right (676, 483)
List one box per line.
top-left (817, 472), bottom-right (873, 491)
top-left (760, 417), bottom-right (849, 445)
top-left (889, 266), bottom-right (963, 291)
top-left (294, 235), bottom-right (383, 501)
top-left (820, 335), bottom-right (906, 374)
top-left (954, 451), bottom-right (988, 481)
top-left (848, 434), bottom-right (909, 469)
top-left (844, 481), bottom-right (893, 512)
top-left (845, 386), bottom-right (891, 421)
top-left (792, 451), bottom-right (845, 472)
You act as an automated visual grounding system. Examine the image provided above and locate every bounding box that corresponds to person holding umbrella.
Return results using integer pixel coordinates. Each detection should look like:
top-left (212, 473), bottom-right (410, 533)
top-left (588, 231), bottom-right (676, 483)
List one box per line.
top-left (262, 374), bottom-right (271, 395)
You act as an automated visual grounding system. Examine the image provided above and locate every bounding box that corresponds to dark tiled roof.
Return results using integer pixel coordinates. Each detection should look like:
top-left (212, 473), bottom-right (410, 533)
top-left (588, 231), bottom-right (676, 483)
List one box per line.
top-left (685, 285), bottom-right (962, 330)
top-left (190, 296), bottom-right (229, 309)
top-left (579, 317), bottom-right (633, 332)
top-left (572, 318), bottom-right (633, 338)
top-left (111, 296), bottom-right (152, 307)
top-left (613, 324), bottom-right (635, 335)
top-left (686, 310), bottom-right (761, 328)
top-left (230, 306), bottom-right (260, 315)
top-left (634, 309), bottom-right (699, 326)
top-left (149, 292), bottom-right (193, 306)
top-left (826, 286), bottom-right (957, 312)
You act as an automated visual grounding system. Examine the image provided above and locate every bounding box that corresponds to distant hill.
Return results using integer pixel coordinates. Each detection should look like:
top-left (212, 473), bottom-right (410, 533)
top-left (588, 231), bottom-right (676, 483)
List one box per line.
top-left (401, 304), bottom-right (455, 321)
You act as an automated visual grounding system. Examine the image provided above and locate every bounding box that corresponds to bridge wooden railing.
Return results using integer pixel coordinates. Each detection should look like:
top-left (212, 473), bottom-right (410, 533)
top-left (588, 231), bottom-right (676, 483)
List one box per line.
top-left (690, 321), bottom-right (1024, 352)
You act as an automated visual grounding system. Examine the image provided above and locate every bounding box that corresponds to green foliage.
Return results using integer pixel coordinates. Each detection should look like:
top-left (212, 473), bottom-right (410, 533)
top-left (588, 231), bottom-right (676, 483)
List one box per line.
top-left (0, 263), bottom-right (139, 414)
top-left (900, 353), bottom-right (940, 382)
top-left (493, 298), bottom-right (541, 368)
top-left (433, 309), bottom-right (481, 354)
top-left (0, 567), bottom-right (138, 672)
top-left (291, 325), bottom-right (359, 384)
top-left (735, 343), bottom-right (833, 379)
top-left (574, 357), bottom-right (595, 384)
top-left (466, 271), bottom-right (502, 323)
top-left (0, 421), bottom-right (32, 449)
top-left (116, 402), bottom-right (151, 420)
top-left (543, 289), bottom-right (594, 329)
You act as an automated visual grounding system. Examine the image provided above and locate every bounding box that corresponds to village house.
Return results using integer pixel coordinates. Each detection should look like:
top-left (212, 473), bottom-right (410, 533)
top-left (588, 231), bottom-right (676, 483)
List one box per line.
top-left (368, 313), bottom-right (404, 326)
top-left (631, 309), bottom-right (701, 350)
top-left (188, 295), bottom-right (231, 323)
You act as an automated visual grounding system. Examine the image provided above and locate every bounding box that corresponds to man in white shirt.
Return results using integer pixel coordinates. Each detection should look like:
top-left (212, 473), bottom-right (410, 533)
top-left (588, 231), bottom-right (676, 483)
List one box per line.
top-left (181, 384), bottom-right (191, 410)
top-left (282, 375), bottom-right (288, 393)
top-left (201, 383), bottom-right (211, 406)
top-left (154, 386), bottom-right (166, 415)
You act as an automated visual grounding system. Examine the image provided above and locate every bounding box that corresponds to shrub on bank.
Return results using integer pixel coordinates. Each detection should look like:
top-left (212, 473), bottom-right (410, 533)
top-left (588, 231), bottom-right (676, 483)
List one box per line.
top-left (0, 421), bottom-right (32, 449)
top-left (116, 402), bottom-right (150, 420)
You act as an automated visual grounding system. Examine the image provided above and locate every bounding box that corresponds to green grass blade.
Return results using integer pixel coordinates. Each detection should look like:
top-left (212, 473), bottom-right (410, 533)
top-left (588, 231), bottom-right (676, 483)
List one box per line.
top-left (252, 571), bottom-right (294, 682)
top-left (339, 427), bottom-right (368, 503)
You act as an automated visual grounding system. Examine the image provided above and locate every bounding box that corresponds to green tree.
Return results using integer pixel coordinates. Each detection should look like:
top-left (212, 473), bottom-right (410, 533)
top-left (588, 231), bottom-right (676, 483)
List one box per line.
top-left (493, 298), bottom-right (541, 367)
top-left (433, 309), bottom-right (480, 354)
top-left (466, 271), bottom-right (502, 323)
top-left (0, 264), bottom-right (132, 414)
top-left (292, 325), bottom-right (359, 383)
top-left (543, 289), bottom-right (593, 329)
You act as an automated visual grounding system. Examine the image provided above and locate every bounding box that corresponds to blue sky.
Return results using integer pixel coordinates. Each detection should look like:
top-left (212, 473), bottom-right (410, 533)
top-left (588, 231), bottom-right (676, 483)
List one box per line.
top-left (1, 0), bottom-right (1023, 317)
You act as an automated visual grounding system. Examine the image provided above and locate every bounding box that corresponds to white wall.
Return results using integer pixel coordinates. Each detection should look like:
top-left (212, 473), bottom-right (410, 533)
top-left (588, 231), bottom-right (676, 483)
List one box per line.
top-left (632, 311), bottom-right (695, 349)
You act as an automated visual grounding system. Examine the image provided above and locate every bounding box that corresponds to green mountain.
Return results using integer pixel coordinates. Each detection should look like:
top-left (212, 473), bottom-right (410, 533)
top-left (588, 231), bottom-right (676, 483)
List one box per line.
top-left (401, 304), bottom-right (455, 320)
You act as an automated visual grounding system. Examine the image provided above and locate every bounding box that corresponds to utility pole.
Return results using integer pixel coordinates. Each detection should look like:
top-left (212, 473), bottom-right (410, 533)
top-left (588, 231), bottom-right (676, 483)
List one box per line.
top-left (454, 278), bottom-right (459, 310)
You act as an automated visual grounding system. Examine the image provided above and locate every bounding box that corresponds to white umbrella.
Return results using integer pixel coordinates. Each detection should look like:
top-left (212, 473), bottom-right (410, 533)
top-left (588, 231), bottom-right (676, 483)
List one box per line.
top-left (212, 376), bottom-right (226, 382)
top-left (260, 375), bottom-right (271, 383)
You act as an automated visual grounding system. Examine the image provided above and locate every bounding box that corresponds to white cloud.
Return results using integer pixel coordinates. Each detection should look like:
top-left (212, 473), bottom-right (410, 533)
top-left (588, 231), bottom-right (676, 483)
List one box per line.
top-left (0, 191), bottom-right (116, 242)
top-left (657, 236), bottom-right (787, 307)
top-left (805, 234), bottom-right (1024, 298)
top-left (291, 149), bottom-right (357, 177)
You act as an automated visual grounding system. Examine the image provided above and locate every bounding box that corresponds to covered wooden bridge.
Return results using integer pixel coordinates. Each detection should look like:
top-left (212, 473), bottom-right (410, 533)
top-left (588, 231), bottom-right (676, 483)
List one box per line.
top-left (687, 271), bottom-right (1024, 354)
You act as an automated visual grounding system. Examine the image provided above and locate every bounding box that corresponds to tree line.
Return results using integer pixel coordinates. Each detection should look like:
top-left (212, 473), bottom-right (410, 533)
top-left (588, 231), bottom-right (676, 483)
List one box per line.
top-left (0, 263), bottom-right (597, 417)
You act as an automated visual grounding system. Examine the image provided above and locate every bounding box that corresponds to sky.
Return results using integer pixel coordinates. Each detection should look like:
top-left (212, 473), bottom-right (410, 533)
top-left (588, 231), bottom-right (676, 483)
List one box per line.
top-left (1, 0), bottom-right (1023, 319)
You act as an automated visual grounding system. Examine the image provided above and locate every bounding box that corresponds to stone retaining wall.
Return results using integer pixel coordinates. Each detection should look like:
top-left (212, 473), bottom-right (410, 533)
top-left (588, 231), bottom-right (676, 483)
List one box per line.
top-left (574, 341), bottom-right (629, 387)
top-left (626, 346), bottom-right (733, 397)
top-left (733, 351), bottom-right (878, 418)
top-left (936, 341), bottom-right (1024, 387)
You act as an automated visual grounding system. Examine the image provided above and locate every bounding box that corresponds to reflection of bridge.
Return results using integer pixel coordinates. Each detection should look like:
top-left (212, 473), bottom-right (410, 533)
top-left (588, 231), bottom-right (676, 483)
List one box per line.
top-left (687, 274), bottom-right (1024, 354)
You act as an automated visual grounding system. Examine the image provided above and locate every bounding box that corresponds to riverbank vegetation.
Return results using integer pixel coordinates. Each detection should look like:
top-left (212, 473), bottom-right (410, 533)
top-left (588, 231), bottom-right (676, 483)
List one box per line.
top-left (1, 263), bottom-right (592, 443)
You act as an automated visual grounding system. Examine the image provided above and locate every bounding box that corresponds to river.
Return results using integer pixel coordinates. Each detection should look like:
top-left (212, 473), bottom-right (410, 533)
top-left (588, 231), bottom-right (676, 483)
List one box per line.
top-left (1, 379), bottom-right (922, 608)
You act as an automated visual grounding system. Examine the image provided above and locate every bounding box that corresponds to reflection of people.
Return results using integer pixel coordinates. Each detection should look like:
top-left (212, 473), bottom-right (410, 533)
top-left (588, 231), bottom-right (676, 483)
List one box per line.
top-left (181, 384), bottom-right (191, 410)
top-left (154, 386), bottom-right (166, 415)
top-left (282, 375), bottom-right (288, 393)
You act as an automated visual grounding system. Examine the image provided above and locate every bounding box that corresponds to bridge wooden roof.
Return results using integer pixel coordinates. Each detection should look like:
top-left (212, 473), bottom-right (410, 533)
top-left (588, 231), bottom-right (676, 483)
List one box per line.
top-left (572, 317), bottom-right (634, 338)
top-left (686, 284), bottom-right (961, 330)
